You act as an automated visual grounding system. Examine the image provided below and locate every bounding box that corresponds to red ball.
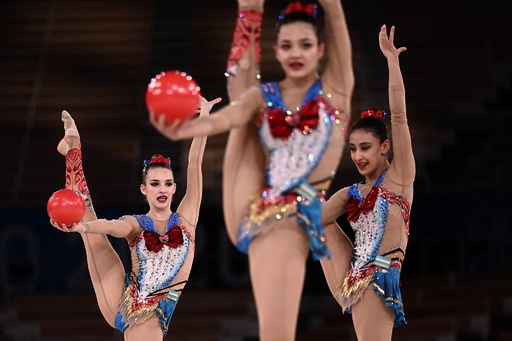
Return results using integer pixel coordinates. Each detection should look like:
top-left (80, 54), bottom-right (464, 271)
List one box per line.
top-left (146, 70), bottom-right (201, 124)
top-left (47, 189), bottom-right (86, 226)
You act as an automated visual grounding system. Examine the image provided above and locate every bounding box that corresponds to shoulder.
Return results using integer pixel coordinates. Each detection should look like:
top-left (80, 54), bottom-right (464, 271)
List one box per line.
top-left (328, 186), bottom-right (350, 200)
top-left (176, 213), bottom-right (196, 242)
top-left (235, 85), bottom-right (266, 113)
top-left (175, 213), bottom-right (194, 230)
top-left (319, 79), bottom-right (351, 114)
top-left (123, 214), bottom-right (148, 230)
top-left (121, 214), bottom-right (140, 224)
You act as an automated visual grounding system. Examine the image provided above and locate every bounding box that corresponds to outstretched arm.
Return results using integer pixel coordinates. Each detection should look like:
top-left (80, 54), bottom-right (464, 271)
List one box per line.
top-left (318, 0), bottom-right (354, 102)
top-left (379, 25), bottom-right (415, 186)
top-left (149, 87), bottom-right (262, 141)
top-left (176, 97), bottom-right (214, 227)
top-left (50, 216), bottom-right (139, 240)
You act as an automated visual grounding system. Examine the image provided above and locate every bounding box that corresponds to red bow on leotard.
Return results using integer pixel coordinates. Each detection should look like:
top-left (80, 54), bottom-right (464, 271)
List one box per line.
top-left (268, 100), bottom-right (319, 140)
top-left (347, 187), bottom-right (379, 222)
top-left (143, 225), bottom-right (183, 253)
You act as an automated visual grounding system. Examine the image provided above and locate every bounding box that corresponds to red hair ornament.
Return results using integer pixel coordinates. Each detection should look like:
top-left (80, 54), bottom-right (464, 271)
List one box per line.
top-left (361, 108), bottom-right (386, 121)
top-left (280, 1), bottom-right (317, 19)
top-left (143, 154), bottom-right (171, 167)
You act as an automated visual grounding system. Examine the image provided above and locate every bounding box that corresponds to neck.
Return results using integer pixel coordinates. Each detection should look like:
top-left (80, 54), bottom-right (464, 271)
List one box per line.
top-left (282, 73), bottom-right (318, 90)
top-left (147, 209), bottom-right (172, 222)
top-left (365, 162), bottom-right (390, 184)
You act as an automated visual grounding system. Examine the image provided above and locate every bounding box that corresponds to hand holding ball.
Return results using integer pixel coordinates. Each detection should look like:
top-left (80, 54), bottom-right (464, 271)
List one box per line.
top-left (146, 70), bottom-right (201, 125)
top-left (47, 189), bottom-right (86, 227)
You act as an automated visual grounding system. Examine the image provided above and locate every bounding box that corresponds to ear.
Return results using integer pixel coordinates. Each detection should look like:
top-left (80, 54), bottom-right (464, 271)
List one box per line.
top-left (381, 139), bottom-right (391, 154)
top-left (140, 184), bottom-right (146, 196)
top-left (318, 42), bottom-right (325, 60)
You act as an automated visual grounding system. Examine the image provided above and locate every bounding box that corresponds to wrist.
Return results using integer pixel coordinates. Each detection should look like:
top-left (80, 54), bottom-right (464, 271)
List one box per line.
top-left (79, 222), bottom-right (88, 233)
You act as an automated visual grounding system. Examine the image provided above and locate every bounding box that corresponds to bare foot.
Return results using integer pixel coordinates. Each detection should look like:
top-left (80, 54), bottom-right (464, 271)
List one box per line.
top-left (57, 110), bottom-right (80, 156)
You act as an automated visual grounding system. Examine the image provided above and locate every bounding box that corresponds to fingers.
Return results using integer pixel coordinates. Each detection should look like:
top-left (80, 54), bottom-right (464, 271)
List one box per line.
top-left (210, 97), bottom-right (222, 106)
top-left (50, 219), bottom-right (73, 233)
top-left (150, 113), bottom-right (167, 128)
top-left (149, 112), bottom-right (167, 126)
top-left (61, 110), bottom-right (70, 122)
top-left (379, 24), bottom-right (406, 55)
top-left (169, 119), bottom-right (182, 130)
top-left (198, 96), bottom-right (222, 116)
top-left (397, 46), bottom-right (407, 55)
top-left (389, 25), bottom-right (395, 44)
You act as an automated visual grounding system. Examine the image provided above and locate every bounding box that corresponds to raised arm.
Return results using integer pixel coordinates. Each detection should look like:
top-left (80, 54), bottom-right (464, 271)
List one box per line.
top-left (380, 25), bottom-right (415, 186)
top-left (176, 97), bottom-right (210, 228)
top-left (149, 87), bottom-right (263, 141)
top-left (318, 0), bottom-right (354, 103)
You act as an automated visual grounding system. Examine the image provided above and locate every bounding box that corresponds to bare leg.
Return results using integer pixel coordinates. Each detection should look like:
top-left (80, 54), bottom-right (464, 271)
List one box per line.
top-left (58, 110), bottom-right (125, 328)
top-left (352, 287), bottom-right (394, 341)
top-left (223, 0), bottom-right (266, 244)
top-left (225, 0), bottom-right (263, 100)
top-left (124, 315), bottom-right (162, 341)
top-left (248, 222), bottom-right (309, 341)
top-left (319, 222), bottom-right (353, 305)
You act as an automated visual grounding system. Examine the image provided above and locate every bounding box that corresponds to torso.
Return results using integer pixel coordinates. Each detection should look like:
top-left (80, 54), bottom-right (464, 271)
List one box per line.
top-left (346, 172), bottom-right (411, 269)
top-left (258, 79), bottom-right (349, 195)
top-left (130, 213), bottom-right (195, 294)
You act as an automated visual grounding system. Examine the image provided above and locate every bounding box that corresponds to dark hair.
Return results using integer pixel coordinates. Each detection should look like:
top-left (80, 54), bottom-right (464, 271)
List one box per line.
top-left (276, 1), bottom-right (324, 43)
top-left (141, 154), bottom-right (173, 184)
top-left (351, 116), bottom-right (389, 143)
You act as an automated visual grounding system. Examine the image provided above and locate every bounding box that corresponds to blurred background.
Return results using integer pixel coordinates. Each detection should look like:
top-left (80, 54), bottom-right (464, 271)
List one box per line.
top-left (1, 0), bottom-right (511, 340)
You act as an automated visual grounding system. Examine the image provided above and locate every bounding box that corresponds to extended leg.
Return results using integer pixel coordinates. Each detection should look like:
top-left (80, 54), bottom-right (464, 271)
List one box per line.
top-left (58, 111), bottom-right (125, 327)
top-left (319, 222), bottom-right (353, 305)
top-left (223, 0), bottom-right (266, 244)
top-left (225, 0), bottom-right (263, 100)
top-left (248, 222), bottom-right (309, 341)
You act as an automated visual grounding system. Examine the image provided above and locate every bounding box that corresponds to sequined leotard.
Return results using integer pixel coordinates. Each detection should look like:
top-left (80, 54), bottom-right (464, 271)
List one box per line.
top-left (322, 87), bottom-right (414, 327)
top-left (236, 79), bottom-right (349, 260)
top-left (342, 171), bottom-right (410, 326)
top-left (114, 213), bottom-right (194, 335)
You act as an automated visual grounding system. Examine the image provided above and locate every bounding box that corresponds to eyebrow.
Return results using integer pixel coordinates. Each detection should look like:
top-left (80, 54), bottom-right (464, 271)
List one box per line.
top-left (279, 37), bottom-right (314, 43)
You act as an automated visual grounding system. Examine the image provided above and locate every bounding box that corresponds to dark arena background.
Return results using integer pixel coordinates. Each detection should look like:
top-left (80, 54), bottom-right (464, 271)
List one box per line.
top-left (1, 0), bottom-right (512, 340)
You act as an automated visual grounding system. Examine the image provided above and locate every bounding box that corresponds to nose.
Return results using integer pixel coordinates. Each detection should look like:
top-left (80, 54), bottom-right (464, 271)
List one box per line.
top-left (352, 149), bottom-right (363, 161)
top-left (290, 46), bottom-right (301, 57)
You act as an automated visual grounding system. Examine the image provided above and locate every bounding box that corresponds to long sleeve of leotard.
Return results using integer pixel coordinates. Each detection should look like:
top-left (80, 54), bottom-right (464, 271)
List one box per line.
top-left (320, 0), bottom-right (354, 100)
top-left (176, 133), bottom-right (207, 229)
top-left (386, 56), bottom-right (415, 189)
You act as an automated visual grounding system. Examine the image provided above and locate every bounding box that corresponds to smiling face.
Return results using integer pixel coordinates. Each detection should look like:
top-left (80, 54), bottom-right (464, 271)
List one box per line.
top-left (274, 21), bottom-right (324, 80)
top-left (140, 166), bottom-right (176, 211)
top-left (349, 129), bottom-right (390, 182)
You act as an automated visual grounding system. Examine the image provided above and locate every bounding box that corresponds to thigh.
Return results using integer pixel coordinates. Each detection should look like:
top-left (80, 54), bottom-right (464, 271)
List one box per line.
top-left (124, 315), bottom-right (163, 341)
top-left (248, 220), bottom-right (309, 340)
top-left (352, 286), bottom-right (394, 341)
top-left (222, 127), bottom-right (265, 244)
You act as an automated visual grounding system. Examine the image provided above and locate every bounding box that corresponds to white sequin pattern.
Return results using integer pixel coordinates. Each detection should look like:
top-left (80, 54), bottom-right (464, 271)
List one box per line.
top-left (350, 195), bottom-right (388, 271)
top-left (135, 231), bottom-right (190, 298)
top-left (259, 107), bottom-right (332, 196)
